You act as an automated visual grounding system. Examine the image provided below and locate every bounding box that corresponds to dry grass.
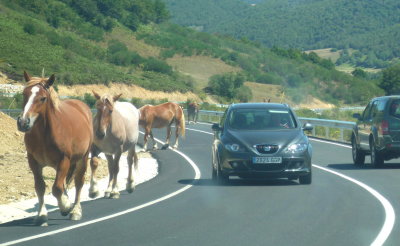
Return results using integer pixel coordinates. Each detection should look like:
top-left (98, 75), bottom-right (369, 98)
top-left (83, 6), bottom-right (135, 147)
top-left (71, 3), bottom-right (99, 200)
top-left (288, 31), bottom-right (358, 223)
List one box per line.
top-left (304, 48), bottom-right (341, 63)
top-left (167, 55), bottom-right (241, 90)
top-left (101, 26), bottom-right (160, 58)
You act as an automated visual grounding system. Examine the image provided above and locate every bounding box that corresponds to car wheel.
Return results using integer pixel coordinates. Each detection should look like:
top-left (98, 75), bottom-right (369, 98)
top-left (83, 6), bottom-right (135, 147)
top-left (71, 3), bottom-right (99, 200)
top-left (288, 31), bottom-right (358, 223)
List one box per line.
top-left (352, 135), bottom-right (365, 166)
top-left (212, 151), bottom-right (228, 184)
top-left (370, 139), bottom-right (384, 168)
top-left (299, 172), bottom-right (312, 185)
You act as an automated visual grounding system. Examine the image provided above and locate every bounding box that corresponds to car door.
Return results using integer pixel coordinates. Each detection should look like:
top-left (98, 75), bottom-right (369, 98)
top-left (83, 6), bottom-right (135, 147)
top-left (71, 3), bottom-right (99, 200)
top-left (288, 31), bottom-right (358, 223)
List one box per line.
top-left (358, 101), bottom-right (374, 150)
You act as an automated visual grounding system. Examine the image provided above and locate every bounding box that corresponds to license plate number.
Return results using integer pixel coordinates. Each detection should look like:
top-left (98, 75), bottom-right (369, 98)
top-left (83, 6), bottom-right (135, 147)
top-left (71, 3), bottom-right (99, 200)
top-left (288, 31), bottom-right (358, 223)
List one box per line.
top-left (253, 157), bottom-right (282, 164)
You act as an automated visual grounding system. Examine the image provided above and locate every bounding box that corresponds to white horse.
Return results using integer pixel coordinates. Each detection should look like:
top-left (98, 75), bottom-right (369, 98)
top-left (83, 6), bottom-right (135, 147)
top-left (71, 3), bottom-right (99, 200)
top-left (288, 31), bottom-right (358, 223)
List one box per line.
top-left (89, 92), bottom-right (140, 199)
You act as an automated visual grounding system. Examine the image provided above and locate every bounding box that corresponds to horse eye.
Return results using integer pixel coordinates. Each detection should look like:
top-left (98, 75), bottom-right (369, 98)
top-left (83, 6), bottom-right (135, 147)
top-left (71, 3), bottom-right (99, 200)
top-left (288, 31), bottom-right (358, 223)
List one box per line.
top-left (40, 97), bottom-right (46, 102)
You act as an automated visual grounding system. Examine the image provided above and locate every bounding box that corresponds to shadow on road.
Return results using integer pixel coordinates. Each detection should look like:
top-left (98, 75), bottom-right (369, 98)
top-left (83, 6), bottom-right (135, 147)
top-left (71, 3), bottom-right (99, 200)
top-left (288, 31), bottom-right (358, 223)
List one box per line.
top-left (327, 163), bottom-right (400, 170)
top-left (179, 178), bottom-right (301, 187)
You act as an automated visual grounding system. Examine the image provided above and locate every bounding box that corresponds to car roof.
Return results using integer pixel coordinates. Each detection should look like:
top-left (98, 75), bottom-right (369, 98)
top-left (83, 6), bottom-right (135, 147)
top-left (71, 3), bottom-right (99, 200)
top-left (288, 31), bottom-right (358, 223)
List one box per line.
top-left (229, 103), bottom-right (291, 110)
top-left (372, 95), bottom-right (400, 101)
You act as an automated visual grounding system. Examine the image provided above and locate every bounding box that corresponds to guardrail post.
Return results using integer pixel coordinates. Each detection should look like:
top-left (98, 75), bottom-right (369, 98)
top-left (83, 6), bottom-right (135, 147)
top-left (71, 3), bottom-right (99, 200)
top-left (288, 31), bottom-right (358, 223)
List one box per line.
top-left (325, 126), bottom-right (329, 139)
top-left (340, 129), bottom-right (344, 142)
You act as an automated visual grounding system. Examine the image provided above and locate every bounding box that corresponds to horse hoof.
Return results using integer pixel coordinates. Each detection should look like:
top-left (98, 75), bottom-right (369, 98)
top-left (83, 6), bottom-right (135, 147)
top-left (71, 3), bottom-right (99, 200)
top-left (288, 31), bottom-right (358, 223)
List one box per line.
top-left (70, 213), bottom-right (82, 221)
top-left (89, 190), bottom-right (99, 199)
top-left (60, 210), bottom-right (70, 216)
top-left (126, 184), bottom-right (136, 193)
top-left (35, 215), bottom-right (48, 226)
top-left (110, 192), bottom-right (120, 199)
top-left (104, 192), bottom-right (111, 198)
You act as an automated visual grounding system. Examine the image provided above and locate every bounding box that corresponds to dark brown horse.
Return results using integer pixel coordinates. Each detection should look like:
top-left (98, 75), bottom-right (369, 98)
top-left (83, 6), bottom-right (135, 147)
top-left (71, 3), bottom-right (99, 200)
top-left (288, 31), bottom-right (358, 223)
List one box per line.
top-left (89, 92), bottom-right (140, 199)
top-left (17, 71), bottom-right (93, 226)
top-left (187, 102), bottom-right (199, 124)
top-left (139, 102), bottom-right (185, 150)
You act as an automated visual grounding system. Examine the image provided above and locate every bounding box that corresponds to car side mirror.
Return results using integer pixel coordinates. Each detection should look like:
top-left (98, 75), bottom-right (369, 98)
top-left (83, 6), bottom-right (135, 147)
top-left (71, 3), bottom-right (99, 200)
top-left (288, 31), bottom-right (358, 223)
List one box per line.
top-left (353, 113), bottom-right (361, 120)
top-left (302, 123), bottom-right (313, 131)
top-left (212, 123), bottom-right (222, 131)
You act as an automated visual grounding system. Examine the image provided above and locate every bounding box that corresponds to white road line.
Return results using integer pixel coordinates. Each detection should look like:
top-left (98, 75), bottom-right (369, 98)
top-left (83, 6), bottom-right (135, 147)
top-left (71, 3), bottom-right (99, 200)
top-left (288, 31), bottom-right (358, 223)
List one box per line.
top-left (1, 135), bottom-right (201, 246)
top-left (312, 164), bottom-right (395, 246)
top-left (186, 127), bottom-right (395, 246)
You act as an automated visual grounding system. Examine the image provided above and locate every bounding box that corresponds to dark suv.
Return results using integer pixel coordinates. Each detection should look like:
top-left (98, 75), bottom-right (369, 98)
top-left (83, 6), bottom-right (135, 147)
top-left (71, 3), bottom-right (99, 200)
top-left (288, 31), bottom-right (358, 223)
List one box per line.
top-left (352, 96), bottom-right (400, 167)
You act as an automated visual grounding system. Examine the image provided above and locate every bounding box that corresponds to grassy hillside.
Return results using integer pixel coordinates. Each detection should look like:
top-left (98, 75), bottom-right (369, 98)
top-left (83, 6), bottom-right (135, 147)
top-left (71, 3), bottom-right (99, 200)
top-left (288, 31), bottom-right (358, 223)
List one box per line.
top-left (0, 0), bottom-right (385, 106)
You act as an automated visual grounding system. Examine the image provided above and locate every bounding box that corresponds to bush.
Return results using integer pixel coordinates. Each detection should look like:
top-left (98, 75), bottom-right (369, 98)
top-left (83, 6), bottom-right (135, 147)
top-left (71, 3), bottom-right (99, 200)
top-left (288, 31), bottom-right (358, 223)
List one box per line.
top-left (143, 57), bottom-right (172, 74)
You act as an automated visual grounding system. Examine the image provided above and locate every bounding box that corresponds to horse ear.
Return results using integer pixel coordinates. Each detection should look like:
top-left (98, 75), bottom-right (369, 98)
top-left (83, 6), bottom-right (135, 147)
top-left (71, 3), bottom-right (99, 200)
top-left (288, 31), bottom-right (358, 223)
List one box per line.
top-left (113, 93), bottom-right (122, 102)
top-left (92, 91), bottom-right (101, 100)
top-left (45, 74), bottom-right (56, 88)
top-left (23, 71), bottom-right (31, 82)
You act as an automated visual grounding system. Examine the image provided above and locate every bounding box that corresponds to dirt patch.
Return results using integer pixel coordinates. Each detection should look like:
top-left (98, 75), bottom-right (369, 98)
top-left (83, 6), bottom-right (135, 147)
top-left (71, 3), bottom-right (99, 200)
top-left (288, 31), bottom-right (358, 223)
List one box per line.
top-left (0, 111), bottom-right (151, 205)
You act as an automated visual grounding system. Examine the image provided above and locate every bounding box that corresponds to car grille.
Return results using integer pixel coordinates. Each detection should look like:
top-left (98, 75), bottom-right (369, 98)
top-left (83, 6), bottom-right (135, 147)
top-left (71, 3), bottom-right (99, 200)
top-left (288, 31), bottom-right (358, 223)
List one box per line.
top-left (254, 144), bottom-right (279, 154)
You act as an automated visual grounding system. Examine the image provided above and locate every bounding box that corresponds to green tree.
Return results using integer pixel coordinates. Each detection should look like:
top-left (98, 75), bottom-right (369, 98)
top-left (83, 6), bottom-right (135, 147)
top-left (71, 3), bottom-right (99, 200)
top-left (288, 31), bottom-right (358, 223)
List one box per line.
top-left (380, 64), bottom-right (400, 95)
top-left (352, 68), bottom-right (367, 78)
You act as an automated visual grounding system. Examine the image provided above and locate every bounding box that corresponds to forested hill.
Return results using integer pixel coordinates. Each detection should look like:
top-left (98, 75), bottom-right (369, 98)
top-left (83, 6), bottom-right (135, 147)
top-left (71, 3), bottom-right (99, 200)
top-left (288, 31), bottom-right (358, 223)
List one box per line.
top-left (163, 0), bottom-right (400, 69)
top-left (0, 0), bottom-right (384, 106)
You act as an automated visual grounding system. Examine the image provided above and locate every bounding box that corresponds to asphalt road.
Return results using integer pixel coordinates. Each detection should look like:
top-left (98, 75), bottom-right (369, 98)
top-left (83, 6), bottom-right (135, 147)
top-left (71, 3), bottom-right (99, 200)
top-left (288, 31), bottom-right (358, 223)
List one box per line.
top-left (1, 123), bottom-right (400, 246)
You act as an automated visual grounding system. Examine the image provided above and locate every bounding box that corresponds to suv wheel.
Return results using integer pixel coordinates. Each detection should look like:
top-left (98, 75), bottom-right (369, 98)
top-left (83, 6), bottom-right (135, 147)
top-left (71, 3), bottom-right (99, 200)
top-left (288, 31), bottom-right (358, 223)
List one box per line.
top-left (370, 139), bottom-right (384, 168)
top-left (352, 135), bottom-right (365, 166)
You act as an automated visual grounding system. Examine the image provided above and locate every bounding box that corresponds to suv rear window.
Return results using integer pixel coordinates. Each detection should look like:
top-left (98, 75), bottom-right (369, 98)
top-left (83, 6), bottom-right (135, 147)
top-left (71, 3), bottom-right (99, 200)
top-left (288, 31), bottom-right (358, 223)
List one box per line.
top-left (389, 100), bottom-right (400, 118)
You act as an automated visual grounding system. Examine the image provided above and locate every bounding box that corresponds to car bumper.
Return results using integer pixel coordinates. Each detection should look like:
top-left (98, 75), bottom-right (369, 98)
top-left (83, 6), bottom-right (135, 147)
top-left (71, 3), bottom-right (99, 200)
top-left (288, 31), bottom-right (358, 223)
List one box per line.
top-left (219, 152), bottom-right (312, 178)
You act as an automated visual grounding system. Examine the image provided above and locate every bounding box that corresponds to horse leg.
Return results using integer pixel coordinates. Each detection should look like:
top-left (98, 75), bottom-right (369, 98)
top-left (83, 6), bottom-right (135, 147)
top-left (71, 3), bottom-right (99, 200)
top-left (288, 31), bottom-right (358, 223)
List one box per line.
top-left (173, 122), bottom-right (180, 149)
top-left (53, 157), bottom-right (72, 217)
top-left (89, 148), bottom-right (101, 198)
top-left (126, 146), bottom-right (138, 193)
top-left (27, 154), bottom-right (48, 226)
top-left (104, 154), bottom-right (114, 198)
top-left (143, 130), bottom-right (149, 151)
top-left (69, 153), bottom-right (88, 221)
top-left (164, 125), bottom-right (172, 149)
top-left (150, 130), bottom-right (158, 150)
top-left (110, 152), bottom-right (122, 199)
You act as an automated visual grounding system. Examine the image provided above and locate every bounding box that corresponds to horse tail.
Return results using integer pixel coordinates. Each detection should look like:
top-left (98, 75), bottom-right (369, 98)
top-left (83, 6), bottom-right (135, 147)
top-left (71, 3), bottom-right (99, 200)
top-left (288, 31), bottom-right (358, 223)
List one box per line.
top-left (180, 107), bottom-right (186, 138)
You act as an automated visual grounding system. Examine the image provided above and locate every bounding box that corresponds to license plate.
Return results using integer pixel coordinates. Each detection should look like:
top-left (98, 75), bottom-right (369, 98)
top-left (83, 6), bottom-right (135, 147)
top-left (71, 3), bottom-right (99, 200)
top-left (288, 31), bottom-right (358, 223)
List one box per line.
top-left (253, 157), bottom-right (282, 164)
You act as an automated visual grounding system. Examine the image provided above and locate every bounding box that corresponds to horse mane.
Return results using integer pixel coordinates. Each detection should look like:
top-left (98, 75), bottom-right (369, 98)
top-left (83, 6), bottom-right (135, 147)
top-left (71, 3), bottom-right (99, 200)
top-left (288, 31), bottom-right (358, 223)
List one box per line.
top-left (26, 77), bottom-right (60, 111)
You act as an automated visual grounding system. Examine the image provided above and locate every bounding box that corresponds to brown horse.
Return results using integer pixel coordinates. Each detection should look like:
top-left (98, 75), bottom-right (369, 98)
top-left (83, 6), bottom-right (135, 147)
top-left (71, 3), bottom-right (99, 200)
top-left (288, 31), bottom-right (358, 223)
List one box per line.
top-left (89, 92), bottom-right (140, 199)
top-left (139, 102), bottom-right (185, 150)
top-left (17, 71), bottom-right (93, 226)
top-left (187, 102), bottom-right (199, 124)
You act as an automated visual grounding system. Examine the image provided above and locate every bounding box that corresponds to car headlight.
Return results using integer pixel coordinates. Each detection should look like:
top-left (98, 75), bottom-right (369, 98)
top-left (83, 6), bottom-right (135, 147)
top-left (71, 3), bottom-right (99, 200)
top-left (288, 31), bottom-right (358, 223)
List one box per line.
top-left (225, 143), bottom-right (245, 152)
top-left (285, 143), bottom-right (308, 154)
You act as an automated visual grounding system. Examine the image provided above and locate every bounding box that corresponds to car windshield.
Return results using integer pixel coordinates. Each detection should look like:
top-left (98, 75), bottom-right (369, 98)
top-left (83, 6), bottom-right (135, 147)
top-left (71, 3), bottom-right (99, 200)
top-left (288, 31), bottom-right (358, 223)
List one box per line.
top-left (227, 108), bottom-right (296, 130)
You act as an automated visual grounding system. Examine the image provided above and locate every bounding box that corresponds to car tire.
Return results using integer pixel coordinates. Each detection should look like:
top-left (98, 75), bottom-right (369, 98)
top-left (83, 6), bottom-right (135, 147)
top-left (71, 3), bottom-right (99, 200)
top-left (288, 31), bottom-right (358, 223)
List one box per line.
top-left (212, 152), bottom-right (228, 184)
top-left (370, 139), bottom-right (384, 168)
top-left (299, 172), bottom-right (312, 185)
top-left (352, 135), bottom-right (365, 166)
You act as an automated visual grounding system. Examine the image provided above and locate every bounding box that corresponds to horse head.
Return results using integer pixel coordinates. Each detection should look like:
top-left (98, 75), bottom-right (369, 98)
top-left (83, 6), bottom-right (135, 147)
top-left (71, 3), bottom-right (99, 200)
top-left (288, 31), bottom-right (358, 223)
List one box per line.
top-left (17, 71), bottom-right (56, 132)
top-left (93, 91), bottom-right (122, 139)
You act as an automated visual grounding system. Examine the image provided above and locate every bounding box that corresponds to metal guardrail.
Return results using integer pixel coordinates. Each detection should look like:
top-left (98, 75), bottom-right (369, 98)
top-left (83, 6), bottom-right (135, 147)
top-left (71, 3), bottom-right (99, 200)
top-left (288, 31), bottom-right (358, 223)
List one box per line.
top-left (298, 117), bottom-right (355, 143)
top-left (2, 108), bottom-right (355, 144)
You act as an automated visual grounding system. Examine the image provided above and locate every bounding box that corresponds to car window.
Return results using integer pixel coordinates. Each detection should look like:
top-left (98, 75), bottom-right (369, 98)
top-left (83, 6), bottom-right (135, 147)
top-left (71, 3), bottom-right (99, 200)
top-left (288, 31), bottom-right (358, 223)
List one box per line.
top-left (228, 108), bottom-right (296, 130)
top-left (370, 100), bottom-right (380, 119)
top-left (362, 102), bottom-right (373, 120)
top-left (220, 108), bottom-right (228, 126)
top-left (389, 99), bottom-right (400, 119)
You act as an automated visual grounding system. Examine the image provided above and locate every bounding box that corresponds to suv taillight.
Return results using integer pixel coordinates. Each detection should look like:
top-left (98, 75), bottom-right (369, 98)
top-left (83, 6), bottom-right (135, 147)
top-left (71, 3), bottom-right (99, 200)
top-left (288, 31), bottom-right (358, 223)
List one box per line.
top-left (380, 120), bottom-right (389, 135)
